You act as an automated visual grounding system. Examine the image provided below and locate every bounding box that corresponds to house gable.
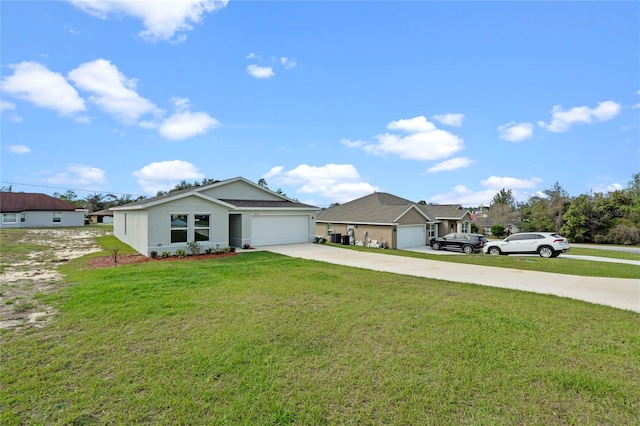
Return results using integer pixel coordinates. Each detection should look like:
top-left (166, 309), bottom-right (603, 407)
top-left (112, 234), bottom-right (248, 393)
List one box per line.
top-left (197, 177), bottom-right (286, 202)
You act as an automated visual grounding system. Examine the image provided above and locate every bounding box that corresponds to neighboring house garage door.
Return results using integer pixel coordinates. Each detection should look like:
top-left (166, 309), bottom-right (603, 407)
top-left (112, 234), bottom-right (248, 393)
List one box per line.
top-left (397, 225), bottom-right (425, 248)
top-left (251, 215), bottom-right (309, 246)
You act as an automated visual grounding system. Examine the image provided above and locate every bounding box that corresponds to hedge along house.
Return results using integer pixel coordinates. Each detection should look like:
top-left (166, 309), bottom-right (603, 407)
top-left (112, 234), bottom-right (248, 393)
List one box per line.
top-left (315, 192), bottom-right (474, 249)
top-left (111, 177), bottom-right (318, 257)
top-left (0, 192), bottom-right (86, 228)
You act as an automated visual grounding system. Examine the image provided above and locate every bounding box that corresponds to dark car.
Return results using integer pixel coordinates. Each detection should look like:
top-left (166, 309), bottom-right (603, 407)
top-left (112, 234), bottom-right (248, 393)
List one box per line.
top-left (430, 233), bottom-right (488, 254)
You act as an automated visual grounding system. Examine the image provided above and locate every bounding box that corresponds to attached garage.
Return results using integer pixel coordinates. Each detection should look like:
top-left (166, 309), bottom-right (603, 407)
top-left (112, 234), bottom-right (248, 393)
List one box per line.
top-left (397, 225), bottom-right (425, 249)
top-left (251, 215), bottom-right (310, 246)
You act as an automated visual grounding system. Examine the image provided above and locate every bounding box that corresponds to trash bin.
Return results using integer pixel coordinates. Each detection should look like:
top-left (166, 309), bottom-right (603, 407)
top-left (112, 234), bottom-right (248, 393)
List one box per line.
top-left (342, 235), bottom-right (350, 245)
top-left (331, 233), bottom-right (341, 244)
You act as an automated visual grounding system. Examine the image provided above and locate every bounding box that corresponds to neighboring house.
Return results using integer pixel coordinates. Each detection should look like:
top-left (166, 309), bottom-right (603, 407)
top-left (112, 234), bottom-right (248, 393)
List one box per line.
top-left (0, 192), bottom-right (85, 228)
top-left (315, 192), bottom-right (473, 249)
top-left (471, 207), bottom-right (521, 235)
top-left (425, 204), bottom-right (475, 237)
top-left (111, 177), bottom-right (318, 256)
top-left (88, 209), bottom-right (114, 224)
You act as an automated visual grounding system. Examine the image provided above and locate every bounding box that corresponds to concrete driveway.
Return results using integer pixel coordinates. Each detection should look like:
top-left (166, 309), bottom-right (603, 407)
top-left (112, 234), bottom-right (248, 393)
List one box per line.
top-left (260, 243), bottom-right (640, 313)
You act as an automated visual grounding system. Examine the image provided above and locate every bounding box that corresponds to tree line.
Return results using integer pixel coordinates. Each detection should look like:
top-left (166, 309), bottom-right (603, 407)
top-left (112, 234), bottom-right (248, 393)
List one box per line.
top-left (483, 173), bottom-right (640, 245)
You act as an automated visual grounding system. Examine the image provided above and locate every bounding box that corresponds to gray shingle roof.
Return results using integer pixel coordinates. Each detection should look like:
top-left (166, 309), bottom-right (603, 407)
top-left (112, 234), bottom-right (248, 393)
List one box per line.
top-left (317, 192), bottom-right (428, 224)
top-left (218, 199), bottom-right (317, 209)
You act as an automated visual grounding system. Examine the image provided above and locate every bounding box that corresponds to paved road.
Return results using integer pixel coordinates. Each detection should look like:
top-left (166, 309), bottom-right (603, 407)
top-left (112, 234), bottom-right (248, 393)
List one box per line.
top-left (260, 243), bottom-right (640, 313)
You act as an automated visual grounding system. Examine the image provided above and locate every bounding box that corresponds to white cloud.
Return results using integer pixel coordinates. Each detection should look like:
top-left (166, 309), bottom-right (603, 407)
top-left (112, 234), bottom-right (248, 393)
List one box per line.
top-left (68, 59), bottom-right (160, 125)
top-left (280, 57), bottom-right (297, 69)
top-left (353, 116), bottom-right (464, 161)
top-left (538, 100), bottom-right (621, 132)
top-left (247, 64), bottom-right (274, 79)
top-left (159, 111), bottom-right (219, 140)
top-left (340, 139), bottom-right (367, 148)
top-left (481, 176), bottom-right (542, 189)
top-left (427, 157), bottom-right (473, 173)
top-left (592, 182), bottom-right (624, 193)
top-left (431, 113), bottom-right (464, 127)
top-left (133, 160), bottom-right (204, 194)
top-left (429, 185), bottom-right (499, 206)
top-left (263, 163), bottom-right (379, 203)
top-left (498, 121), bottom-right (534, 142)
top-left (1, 61), bottom-right (86, 115)
top-left (1, 100), bottom-right (16, 111)
top-left (68, 0), bottom-right (228, 42)
top-left (46, 164), bottom-right (106, 187)
top-left (9, 145), bottom-right (31, 154)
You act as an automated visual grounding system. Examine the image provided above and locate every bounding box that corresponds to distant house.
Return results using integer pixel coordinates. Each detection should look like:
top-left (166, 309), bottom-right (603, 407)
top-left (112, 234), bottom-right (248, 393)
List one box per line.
top-left (111, 177), bottom-right (318, 257)
top-left (88, 209), bottom-right (114, 224)
top-left (0, 192), bottom-right (86, 228)
top-left (315, 192), bottom-right (473, 249)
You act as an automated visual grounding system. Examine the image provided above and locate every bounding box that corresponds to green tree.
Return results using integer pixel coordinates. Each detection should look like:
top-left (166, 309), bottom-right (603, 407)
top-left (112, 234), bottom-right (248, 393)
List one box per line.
top-left (543, 181), bottom-right (569, 233)
top-left (488, 188), bottom-right (515, 227)
top-left (561, 194), bottom-right (597, 242)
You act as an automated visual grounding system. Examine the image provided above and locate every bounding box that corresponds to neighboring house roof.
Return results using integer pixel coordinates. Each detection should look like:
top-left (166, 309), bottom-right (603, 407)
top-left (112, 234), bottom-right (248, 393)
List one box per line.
top-left (418, 204), bottom-right (469, 220)
top-left (0, 192), bottom-right (81, 213)
top-left (111, 177), bottom-right (317, 211)
top-left (89, 209), bottom-right (113, 216)
top-left (316, 192), bottom-right (432, 225)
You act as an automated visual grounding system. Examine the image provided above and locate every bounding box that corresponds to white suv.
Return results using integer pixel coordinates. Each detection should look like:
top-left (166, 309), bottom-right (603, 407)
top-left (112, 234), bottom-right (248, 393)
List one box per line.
top-left (483, 232), bottom-right (570, 258)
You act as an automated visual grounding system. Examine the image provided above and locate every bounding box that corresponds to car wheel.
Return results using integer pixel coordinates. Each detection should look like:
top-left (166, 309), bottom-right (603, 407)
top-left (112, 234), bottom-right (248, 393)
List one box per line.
top-left (538, 246), bottom-right (553, 258)
top-left (462, 245), bottom-right (474, 254)
top-left (488, 247), bottom-right (501, 256)
top-left (432, 242), bottom-right (441, 250)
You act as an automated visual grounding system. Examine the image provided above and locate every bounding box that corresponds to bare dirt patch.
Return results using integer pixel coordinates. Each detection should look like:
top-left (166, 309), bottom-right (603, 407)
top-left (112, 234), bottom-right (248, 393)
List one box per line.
top-left (1, 228), bottom-right (239, 333)
top-left (0, 228), bottom-right (109, 332)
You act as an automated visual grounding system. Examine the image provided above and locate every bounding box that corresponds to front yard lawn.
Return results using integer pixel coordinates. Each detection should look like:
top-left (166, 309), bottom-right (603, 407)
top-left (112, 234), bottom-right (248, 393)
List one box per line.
top-left (2, 251), bottom-right (639, 425)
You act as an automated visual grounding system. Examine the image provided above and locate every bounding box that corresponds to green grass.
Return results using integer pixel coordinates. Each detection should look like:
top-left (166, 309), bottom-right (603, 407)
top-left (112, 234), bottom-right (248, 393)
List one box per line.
top-left (2, 251), bottom-right (639, 425)
top-left (569, 246), bottom-right (640, 261)
top-left (326, 244), bottom-right (640, 279)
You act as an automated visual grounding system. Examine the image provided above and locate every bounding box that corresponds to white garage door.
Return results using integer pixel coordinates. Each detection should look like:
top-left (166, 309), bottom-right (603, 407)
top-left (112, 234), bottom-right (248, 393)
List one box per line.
top-left (397, 225), bottom-right (425, 248)
top-left (251, 215), bottom-right (309, 246)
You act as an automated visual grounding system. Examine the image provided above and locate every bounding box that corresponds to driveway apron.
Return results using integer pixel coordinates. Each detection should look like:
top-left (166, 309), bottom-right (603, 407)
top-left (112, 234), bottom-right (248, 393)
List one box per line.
top-left (260, 243), bottom-right (640, 313)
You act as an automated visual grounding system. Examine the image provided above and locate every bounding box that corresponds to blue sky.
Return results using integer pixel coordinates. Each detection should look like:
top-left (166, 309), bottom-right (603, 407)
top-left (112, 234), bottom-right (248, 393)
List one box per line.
top-left (1, 1), bottom-right (638, 208)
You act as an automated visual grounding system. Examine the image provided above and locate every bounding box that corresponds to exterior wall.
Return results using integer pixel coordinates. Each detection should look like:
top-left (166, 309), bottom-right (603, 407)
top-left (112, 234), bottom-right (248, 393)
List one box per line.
top-left (397, 208), bottom-right (427, 225)
top-left (0, 211), bottom-right (84, 228)
top-left (201, 181), bottom-right (282, 201)
top-left (113, 210), bottom-right (148, 255)
top-left (315, 222), bottom-right (393, 247)
top-left (146, 196), bottom-right (230, 256)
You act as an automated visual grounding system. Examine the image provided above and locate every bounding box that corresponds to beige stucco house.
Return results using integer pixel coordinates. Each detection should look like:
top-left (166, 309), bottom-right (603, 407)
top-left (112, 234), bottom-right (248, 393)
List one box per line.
top-left (315, 192), bottom-right (473, 249)
top-left (111, 177), bottom-right (318, 256)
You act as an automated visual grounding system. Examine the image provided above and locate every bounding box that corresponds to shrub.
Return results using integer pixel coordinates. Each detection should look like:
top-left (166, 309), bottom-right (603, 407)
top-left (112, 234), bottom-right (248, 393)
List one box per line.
top-left (491, 224), bottom-right (506, 238)
top-left (315, 235), bottom-right (327, 244)
top-left (204, 248), bottom-right (214, 254)
top-left (607, 224), bottom-right (640, 245)
top-left (230, 247), bottom-right (236, 253)
top-left (186, 241), bottom-right (202, 255)
top-left (150, 250), bottom-right (158, 259)
top-left (243, 243), bottom-right (251, 249)
top-left (175, 249), bottom-right (187, 258)
top-left (161, 251), bottom-right (171, 259)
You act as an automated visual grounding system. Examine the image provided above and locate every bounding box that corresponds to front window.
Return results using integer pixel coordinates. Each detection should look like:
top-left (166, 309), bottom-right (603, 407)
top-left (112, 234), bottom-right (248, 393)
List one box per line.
top-left (2, 213), bottom-right (17, 224)
top-left (20, 213), bottom-right (25, 223)
top-left (461, 222), bottom-right (469, 233)
top-left (327, 223), bottom-right (333, 235)
top-left (171, 214), bottom-right (188, 243)
top-left (428, 224), bottom-right (436, 239)
top-left (194, 214), bottom-right (210, 242)
top-left (53, 212), bottom-right (61, 223)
